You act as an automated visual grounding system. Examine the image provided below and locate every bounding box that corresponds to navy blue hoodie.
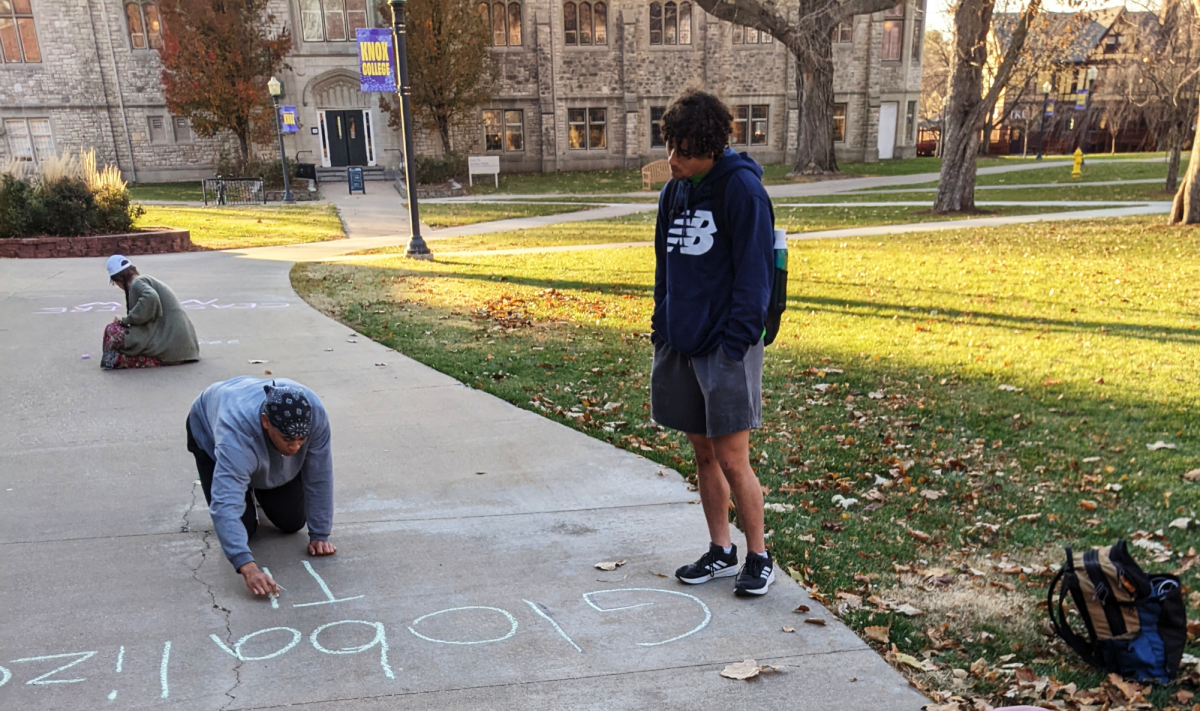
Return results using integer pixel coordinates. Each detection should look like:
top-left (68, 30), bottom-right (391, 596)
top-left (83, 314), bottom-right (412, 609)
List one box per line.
top-left (651, 149), bottom-right (773, 361)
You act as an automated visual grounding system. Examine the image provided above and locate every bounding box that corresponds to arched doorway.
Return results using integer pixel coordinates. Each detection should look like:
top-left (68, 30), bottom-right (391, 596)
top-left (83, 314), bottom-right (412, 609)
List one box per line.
top-left (308, 71), bottom-right (378, 168)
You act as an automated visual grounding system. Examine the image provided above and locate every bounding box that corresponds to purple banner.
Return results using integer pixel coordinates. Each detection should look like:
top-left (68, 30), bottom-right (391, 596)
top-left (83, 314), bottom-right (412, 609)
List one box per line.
top-left (280, 105), bottom-right (299, 133)
top-left (357, 28), bottom-right (396, 93)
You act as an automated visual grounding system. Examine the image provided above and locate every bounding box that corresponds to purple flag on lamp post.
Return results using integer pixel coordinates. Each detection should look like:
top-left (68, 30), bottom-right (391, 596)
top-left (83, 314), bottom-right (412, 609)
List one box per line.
top-left (357, 28), bottom-right (397, 92)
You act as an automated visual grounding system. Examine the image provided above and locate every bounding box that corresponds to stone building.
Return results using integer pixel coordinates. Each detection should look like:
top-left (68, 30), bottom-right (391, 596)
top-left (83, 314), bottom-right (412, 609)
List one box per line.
top-left (0, 0), bottom-right (925, 181)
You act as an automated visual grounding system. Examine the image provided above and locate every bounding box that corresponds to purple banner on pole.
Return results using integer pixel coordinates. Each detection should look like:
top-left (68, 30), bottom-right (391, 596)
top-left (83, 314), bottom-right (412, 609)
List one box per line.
top-left (357, 28), bottom-right (396, 93)
top-left (280, 105), bottom-right (299, 133)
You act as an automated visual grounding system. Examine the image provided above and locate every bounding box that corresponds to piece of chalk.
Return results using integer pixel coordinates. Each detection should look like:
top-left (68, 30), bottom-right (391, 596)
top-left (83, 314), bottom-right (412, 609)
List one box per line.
top-left (81, 354), bottom-right (90, 359)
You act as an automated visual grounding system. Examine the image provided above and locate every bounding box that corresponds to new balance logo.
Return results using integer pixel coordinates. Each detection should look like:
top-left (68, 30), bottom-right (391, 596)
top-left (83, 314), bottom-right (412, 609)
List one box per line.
top-left (666, 209), bottom-right (716, 255)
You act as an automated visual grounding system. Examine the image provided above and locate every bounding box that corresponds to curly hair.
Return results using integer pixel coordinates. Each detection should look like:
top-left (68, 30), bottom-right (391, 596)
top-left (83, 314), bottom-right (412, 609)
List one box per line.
top-left (661, 89), bottom-right (732, 160)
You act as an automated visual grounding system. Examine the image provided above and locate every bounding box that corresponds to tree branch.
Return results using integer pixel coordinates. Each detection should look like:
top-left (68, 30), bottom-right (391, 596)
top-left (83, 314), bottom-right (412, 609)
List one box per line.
top-left (970, 0), bottom-right (1042, 128)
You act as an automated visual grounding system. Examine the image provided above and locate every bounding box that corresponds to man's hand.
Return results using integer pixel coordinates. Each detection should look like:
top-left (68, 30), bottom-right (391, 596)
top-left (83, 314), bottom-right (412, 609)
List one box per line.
top-left (237, 562), bottom-right (279, 596)
top-left (308, 540), bottom-right (337, 556)
top-left (112, 316), bottom-right (122, 325)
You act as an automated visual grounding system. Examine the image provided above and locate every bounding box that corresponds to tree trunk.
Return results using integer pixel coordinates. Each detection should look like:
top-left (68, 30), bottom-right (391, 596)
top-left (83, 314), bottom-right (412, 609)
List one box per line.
top-left (1166, 125), bottom-right (1183, 193)
top-left (934, 0), bottom-right (989, 212)
top-left (437, 116), bottom-right (453, 156)
top-left (789, 44), bottom-right (838, 175)
top-left (935, 113), bottom-right (982, 212)
top-left (237, 132), bottom-right (250, 165)
top-left (1170, 97), bottom-right (1200, 224)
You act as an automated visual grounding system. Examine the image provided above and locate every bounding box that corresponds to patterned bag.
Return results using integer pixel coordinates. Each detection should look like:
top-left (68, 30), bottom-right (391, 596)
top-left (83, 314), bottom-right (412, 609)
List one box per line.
top-left (1047, 540), bottom-right (1187, 683)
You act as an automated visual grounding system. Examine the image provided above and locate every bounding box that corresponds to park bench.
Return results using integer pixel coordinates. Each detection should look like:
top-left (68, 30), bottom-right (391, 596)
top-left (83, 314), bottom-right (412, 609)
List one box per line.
top-left (641, 159), bottom-right (670, 190)
top-left (468, 155), bottom-right (501, 187)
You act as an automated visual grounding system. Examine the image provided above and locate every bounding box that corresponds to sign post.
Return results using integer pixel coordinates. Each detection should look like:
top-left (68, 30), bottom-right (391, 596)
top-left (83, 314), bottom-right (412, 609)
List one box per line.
top-left (388, 0), bottom-right (431, 259)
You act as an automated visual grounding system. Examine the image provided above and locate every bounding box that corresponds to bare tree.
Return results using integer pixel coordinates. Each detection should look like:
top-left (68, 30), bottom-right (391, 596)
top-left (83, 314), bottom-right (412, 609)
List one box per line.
top-left (921, 28), bottom-right (953, 153)
top-left (934, 0), bottom-right (1042, 212)
top-left (693, 0), bottom-right (904, 175)
top-left (1127, 0), bottom-right (1200, 198)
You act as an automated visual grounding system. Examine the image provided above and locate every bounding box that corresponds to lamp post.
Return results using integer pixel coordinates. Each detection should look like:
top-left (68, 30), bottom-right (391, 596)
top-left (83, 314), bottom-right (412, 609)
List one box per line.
top-left (1036, 79), bottom-right (1053, 160)
top-left (267, 76), bottom-right (294, 203)
top-left (389, 0), bottom-right (430, 259)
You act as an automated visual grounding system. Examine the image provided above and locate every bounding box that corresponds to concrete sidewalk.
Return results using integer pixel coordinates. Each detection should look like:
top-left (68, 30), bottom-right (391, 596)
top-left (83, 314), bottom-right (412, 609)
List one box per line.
top-left (0, 247), bottom-right (924, 709)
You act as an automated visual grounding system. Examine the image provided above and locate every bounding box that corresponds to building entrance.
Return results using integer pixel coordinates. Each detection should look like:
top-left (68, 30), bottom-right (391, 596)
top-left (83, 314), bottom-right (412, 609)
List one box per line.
top-left (324, 110), bottom-right (369, 167)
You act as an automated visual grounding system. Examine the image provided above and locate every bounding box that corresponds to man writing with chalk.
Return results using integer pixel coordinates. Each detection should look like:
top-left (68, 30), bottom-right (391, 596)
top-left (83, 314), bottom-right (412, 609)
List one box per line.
top-left (186, 377), bottom-right (337, 596)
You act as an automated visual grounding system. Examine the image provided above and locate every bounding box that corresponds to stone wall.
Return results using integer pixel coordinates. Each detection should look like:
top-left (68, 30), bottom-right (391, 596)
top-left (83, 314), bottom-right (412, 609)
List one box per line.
top-left (0, 229), bottom-right (192, 259)
top-left (0, 0), bottom-right (925, 181)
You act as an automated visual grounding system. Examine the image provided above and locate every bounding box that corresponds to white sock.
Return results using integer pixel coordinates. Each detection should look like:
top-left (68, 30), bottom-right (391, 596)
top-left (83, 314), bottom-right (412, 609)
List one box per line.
top-left (753, 551), bottom-right (770, 560)
top-left (720, 544), bottom-right (733, 555)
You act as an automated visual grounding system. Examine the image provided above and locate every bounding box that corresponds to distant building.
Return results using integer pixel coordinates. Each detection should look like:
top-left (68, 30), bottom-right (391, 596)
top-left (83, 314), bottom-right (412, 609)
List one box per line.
top-left (0, 0), bottom-right (926, 181)
top-left (989, 6), bottom-right (1175, 156)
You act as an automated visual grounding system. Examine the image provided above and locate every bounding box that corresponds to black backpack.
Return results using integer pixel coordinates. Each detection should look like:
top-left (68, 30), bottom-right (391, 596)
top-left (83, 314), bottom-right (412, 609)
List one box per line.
top-left (1047, 540), bottom-right (1187, 683)
top-left (665, 168), bottom-right (786, 345)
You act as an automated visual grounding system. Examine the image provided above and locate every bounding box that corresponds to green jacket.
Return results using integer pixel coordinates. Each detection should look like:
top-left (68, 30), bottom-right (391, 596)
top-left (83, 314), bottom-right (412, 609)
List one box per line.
top-left (120, 276), bottom-right (200, 363)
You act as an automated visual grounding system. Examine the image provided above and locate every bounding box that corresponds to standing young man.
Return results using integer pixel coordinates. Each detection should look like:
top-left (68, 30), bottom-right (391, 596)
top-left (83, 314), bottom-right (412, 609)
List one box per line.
top-left (651, 90), bottom-right (777, 596)
top-left (186, 377), bottom-right (337, 597)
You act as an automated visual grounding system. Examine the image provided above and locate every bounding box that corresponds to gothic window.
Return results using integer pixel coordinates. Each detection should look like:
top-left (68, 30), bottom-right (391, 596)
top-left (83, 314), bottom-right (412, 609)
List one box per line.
top-left (300, 0), bottom-right (368, 43)
top-left (881, 4), bottom-right (904, 61)
top-left (833, 103), bottom-right (847, 142)
top-left (481, 0), bottom-right (521, 45)
top-left (0, 0), bottom-right (40, 63)
top-left (911, 9), bottom-right (923, 61)
top-left (483, 109), bottom-right (524, 151)
top-left (125, 2), bottom-right (162, 49)
top-left (650, 106), bottom-right (666, 147)
top-left (564, 1), bottom-right (605, 46)
top-left (5, 118), bottom-right (53, 162)
top-left (649, 2), bottom-right (689, 45)
top-left (731, 23), bottom-right (769, 44)
top-left (568, 108), bottom-right (606, 149)
top-left (731, 104), bottom-right (768, 145)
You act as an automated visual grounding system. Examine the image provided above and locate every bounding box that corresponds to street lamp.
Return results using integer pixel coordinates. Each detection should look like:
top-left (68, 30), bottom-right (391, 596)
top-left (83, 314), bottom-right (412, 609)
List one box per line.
top-left (267, 76), bottom-right (294, 203)
top-left (389, 0), bottom-right (431, 259)
top-left (1036, 79), bottom-right (1053, 160)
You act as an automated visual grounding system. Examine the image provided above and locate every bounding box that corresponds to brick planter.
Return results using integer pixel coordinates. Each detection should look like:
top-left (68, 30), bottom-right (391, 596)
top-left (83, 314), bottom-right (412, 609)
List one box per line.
top-left (0, 229), bottom-right (193, 259)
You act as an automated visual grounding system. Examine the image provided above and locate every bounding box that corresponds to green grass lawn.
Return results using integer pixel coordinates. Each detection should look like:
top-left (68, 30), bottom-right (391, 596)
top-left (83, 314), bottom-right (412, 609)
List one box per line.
top-left (840, 183), bottom-right (1174, 203)
top-left (419, 201), bottom-right (603, 227)
top-left (295, 215), bottom-right (1200, 708)
top-left (128, 181), bottom-right (203, 202)
top-left (136, 204), bottom-right (344, 250)
top-left (356, 202), bottom-right (1129, 255)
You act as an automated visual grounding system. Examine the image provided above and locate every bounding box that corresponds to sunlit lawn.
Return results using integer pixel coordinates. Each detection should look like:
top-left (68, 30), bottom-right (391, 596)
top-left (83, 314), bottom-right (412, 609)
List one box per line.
top-left (128, 181), bottom-right (203, 202)
top-left (136, 204), bottom-right (344, 250)
top-left (419, 201), bottom-right (604, 227)
top-left (295, 215), bottom-right (1199, 707)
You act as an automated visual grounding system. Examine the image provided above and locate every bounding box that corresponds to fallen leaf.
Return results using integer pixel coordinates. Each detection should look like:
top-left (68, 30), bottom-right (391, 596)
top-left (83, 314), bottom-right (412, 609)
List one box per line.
top-left (248, 359), bottom-right (268, 364)
top-left (920, 489), bottom-right (942, 501)
top-left (864, 626), bottom-right (890, 644)
top-left (893, 651), bottom-right (932, 672)
top-left (1016, 513), bottom-right (1041, 522)
top-left (1107, 673), bottom-right (1144, 702)
top-left (868, 391), bottom-right (884, 399)
top-left (998, 384), bottom-right (1022, 392)
top-left (1175, 689), bottom-right (1194, 704)
top-left (831, 494), bottom-right (859, 509)
top-left (593, 560), bottom-right (627, 571)
top-left (1184, 468), bottom-right (1200, 482)
top-left (720, 659), bottom-right (761, 680)
top-left (1079, 500), bottom-right (1099, 511)
top-left (1169, 517), bottom-right (1192, 530)
top-left (804, 618), bottom-right (827, 626)
top-left (764, 502), bottom-right (796, 513)
top-left (782, 626), bottom-right (795, 633)
top-left (793, 604), bottom-right (811, 613)
top-left (908, 528), bottom-right (932, 543)
top-left (894, 604), bottom-right (925, 617)
top-left (989, 580), bottom-right (1016, 592)
top-left (1147, 441), bottom-right (1178, 451)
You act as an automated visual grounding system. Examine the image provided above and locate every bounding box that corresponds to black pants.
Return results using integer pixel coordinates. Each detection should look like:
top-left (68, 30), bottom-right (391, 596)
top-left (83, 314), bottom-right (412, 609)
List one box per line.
top-left (186, 418), bottom-right (307, 538)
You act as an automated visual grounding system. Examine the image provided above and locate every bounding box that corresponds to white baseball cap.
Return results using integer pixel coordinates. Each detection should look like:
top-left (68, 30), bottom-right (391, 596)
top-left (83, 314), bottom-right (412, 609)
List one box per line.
top-left (106, 254), bottom-right (132, 277)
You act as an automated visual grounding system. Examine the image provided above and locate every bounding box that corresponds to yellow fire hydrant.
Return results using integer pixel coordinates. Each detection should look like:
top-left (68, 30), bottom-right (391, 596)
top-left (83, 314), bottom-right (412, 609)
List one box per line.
top-left (1072, 147), bottom-right (1083, 179)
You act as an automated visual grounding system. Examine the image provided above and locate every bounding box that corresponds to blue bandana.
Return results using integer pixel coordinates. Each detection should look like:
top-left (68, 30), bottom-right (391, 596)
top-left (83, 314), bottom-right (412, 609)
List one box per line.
top-left (262, 383), bottom-right (312, 440)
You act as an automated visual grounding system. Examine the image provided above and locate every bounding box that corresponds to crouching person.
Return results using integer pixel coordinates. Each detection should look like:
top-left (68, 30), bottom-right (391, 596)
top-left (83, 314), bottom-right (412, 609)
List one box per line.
top-left (186, 377), bottom-right (336, 596)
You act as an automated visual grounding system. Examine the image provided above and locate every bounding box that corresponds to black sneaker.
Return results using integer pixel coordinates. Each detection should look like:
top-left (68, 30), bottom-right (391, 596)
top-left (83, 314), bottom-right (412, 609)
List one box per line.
top-left (675, 543), bottom-right (739, 584)
top-left (734, 551), bottom-right (776, 596)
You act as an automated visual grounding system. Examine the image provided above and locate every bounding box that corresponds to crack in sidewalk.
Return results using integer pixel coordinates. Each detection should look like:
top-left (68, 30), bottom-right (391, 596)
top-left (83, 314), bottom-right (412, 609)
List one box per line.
top-left (184, 481), bottom-right (243, 709)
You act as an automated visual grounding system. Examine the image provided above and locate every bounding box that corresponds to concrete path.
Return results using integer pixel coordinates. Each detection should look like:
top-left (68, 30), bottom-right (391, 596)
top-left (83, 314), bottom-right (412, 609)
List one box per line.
top-left (0, 245), bottom-right (924, 708)
top-left (845, 177), bottom-right (1165, 195)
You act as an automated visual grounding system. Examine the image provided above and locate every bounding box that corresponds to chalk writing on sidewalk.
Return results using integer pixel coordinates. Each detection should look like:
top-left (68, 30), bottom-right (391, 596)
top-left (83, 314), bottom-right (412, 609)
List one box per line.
top-left (34, 300), bottom-right (290, 314)
top-left (0, 561), bottom-right (713, 705)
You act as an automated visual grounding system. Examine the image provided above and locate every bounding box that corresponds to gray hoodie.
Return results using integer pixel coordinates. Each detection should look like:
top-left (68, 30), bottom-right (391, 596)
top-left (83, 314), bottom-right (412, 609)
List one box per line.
top-left (187, 377), bottom-right (333, 569)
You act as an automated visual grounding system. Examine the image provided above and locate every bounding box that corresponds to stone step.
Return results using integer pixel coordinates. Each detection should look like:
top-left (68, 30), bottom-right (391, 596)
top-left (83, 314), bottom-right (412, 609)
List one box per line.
top-left (315, 166), bottom-right (393, 182)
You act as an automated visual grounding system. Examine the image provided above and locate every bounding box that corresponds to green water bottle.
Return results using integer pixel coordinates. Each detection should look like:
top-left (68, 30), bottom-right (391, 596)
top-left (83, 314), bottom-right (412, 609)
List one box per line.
top-left (765, 228), bottom-right (788, 344)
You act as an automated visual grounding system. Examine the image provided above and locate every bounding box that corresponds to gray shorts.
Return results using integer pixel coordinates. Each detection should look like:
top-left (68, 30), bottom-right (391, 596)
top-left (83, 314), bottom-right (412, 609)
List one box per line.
top-left (650, 340), bottom-right (763, 438)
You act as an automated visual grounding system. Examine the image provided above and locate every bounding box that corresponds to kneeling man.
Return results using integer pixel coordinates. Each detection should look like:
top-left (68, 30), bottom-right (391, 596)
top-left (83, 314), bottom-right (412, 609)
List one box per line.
top-left (186, 377), bottom-right (336, 596)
